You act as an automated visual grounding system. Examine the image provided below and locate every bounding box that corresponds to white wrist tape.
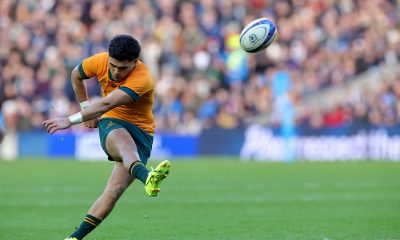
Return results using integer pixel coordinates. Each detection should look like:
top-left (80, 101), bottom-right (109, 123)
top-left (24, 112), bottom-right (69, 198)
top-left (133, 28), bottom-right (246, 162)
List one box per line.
top-left (68, 112), bottom-right (83, 124)
top-left (80, 100), bottom-right (89, 110)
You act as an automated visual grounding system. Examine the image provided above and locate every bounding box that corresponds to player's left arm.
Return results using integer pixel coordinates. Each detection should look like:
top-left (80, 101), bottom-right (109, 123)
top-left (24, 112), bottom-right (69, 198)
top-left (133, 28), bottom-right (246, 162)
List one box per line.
top-left (80, 89), bottom-right (134, 120)
top-left (42, 89), bottom-right (134, 134)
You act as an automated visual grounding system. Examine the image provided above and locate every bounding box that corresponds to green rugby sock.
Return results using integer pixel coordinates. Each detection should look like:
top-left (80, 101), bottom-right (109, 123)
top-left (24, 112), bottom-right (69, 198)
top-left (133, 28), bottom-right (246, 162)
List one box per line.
top-left (129, 161), bottom-right (149, 184)
top-left (70, 214), bottom-right (102, 240)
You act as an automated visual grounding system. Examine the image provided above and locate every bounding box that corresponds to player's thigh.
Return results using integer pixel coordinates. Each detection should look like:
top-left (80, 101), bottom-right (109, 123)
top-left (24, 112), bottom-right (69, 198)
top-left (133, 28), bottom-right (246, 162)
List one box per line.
top-left (105, 128), bottom-right (140, 165)
top-left (104, 162), bottom-right (135, 196)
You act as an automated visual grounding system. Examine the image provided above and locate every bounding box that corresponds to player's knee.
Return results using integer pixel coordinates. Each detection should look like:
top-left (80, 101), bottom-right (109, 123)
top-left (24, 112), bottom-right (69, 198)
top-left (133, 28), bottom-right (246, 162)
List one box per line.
top-left (122, 156), bottom-right (142, 170)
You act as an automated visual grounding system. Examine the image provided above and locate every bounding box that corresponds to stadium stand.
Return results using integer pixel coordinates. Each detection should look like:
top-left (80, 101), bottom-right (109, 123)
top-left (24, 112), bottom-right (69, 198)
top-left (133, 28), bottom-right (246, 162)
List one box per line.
top-left (0, 0), bottom-right (399, 134)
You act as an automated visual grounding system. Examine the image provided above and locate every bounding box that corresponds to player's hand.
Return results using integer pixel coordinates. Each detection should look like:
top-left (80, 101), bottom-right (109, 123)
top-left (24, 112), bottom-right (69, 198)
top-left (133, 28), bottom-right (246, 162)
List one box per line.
top-left (84, 118), bottom-right (99, 128)
top-left (42, 118), bottom-right (72, 134)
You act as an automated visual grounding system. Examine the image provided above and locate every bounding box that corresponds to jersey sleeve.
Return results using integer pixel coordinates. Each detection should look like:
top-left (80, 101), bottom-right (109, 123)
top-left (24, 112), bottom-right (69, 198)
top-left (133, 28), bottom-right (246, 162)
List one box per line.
top-left (78, 52), bottom-right (108, 79)
top-left (119, 73), bottom-right (153, 101)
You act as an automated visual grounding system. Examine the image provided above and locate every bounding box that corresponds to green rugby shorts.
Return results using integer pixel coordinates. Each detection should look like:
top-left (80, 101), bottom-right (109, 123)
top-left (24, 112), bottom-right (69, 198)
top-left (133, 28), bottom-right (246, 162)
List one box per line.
top-left (98, 118), bottom-right (153, 164)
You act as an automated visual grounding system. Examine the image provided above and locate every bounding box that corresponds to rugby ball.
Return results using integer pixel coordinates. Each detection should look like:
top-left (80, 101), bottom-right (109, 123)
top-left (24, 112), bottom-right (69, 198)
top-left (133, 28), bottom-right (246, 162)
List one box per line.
top-left (239, 18), bottom-right (277, 53)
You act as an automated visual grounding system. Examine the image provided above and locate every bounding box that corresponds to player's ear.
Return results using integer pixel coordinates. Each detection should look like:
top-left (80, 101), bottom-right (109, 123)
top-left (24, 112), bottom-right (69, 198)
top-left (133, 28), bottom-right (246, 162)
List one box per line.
top-left (133, 58), bottom-right (139, 63)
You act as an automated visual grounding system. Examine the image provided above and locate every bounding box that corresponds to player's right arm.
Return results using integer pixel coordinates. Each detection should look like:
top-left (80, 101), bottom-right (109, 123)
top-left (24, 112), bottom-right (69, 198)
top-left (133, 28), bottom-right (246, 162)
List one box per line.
top-left (71, 67), bottom-right (98, 128)
top-left (70, 53), bottom-right (107, 128)
top-left (71, 67), bottom-right (89, 106)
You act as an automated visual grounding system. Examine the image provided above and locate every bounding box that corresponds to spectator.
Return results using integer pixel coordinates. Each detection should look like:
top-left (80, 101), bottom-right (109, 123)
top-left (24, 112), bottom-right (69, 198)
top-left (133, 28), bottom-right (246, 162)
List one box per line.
top-left (0, 0), bottom-right (399, 134)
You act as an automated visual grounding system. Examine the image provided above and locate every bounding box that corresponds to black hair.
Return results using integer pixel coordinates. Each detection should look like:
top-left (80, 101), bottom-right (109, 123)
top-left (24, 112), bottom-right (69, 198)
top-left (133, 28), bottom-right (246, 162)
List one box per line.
top-left (109, 35), bottom-right (141, 61)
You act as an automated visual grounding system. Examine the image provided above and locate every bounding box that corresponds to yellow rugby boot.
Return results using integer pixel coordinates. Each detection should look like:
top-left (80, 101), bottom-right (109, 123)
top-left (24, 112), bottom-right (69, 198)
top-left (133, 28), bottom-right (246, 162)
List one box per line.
top-left (145, 160), bottom-right (171, 197)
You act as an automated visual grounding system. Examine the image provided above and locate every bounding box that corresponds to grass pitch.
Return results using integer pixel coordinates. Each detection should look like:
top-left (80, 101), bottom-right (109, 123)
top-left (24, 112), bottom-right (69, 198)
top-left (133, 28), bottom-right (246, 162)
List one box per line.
top-left (0, 158), bottom-right (399, 240)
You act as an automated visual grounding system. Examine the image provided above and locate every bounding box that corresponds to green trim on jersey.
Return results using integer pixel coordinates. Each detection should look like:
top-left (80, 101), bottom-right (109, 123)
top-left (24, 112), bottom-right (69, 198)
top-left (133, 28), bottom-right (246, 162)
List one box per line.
top-left (78, 64), bottom-right (89, 79)
top-left (119, 86), bottom-right (140, 101)
top-left (108, 69), bottom-right (114, 81)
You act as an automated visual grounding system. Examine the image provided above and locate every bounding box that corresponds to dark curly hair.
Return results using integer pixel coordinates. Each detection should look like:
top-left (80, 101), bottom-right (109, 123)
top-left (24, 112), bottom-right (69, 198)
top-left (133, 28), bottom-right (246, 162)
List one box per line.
top-left (109, 35), bottom-right (141, 61)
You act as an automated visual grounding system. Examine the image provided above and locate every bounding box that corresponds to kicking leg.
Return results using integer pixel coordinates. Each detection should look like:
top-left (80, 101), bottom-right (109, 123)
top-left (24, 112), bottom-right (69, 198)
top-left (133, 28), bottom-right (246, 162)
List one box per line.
top-left (105, 128), bottom-right (171, 197)
top-left (105, 128), bottom-right (150, 183)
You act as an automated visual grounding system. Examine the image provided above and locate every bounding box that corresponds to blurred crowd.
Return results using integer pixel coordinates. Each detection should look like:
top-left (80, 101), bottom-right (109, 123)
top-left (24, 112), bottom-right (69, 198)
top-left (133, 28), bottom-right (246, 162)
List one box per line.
top-left (298, 76), bottom-right (400, 130)
top-left (0, 0), bottom-right (400, 135)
